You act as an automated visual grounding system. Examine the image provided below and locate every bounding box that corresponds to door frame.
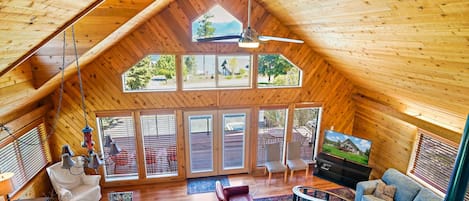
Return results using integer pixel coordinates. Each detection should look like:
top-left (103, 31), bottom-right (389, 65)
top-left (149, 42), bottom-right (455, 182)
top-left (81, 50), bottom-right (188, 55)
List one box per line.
top-left (183, 109), bottom-right (250, 178)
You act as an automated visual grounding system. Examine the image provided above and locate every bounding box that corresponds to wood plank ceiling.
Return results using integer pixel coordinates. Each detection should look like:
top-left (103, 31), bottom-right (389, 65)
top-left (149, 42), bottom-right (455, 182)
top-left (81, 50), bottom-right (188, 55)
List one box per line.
top-left (0, 0), bottom-right (104, 76)
top-left (0, 0), bottom-right (468, 133)
top-left (258, 0), bottom-right (469, 132)
top-left (0, 0), bottom-right (174, 120)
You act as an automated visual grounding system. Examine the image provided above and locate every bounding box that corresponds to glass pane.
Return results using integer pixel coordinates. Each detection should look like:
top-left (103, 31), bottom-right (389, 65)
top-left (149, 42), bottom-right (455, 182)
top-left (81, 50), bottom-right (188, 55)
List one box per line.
top-left (191, 5), bottom-right (242, 42)
top-left (122, 55), bottom-right (176, 92)
top-left (293, 107), bottom-right (320, 162)
top-left (183, 55), bottom-right (216, 89)
top-left (217, 55), bottom-right (251, 87)
top-left (258, 54), bottom-right (302, 88)
top-left (0, 125), bottom-right (47, 195)
top-left (0, 143), bottom-right (24, 193)
top-left (98, 116), bottom-right (138, 180)
top-left (223, 113), bottom-right (246, 169)
top-left (412, 133), bottom-right (458, 193)
top-left (141, 113), bottom-right (177, 177)
top-left (257, 109), bottom-right (287, 166)
top-left (18, 128), bottom-right (47, 179)
top-left (189, 115), bottom-right (213, 173)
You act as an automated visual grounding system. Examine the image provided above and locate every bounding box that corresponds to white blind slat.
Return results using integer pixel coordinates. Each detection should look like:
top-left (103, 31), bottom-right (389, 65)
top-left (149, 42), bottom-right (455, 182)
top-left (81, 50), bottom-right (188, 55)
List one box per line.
top-left (0, 125), bottom-right (48, 195)
top-left (411, 130), bottom-right (468, 199)
top-left (141, 113), bottom-right (177, 177)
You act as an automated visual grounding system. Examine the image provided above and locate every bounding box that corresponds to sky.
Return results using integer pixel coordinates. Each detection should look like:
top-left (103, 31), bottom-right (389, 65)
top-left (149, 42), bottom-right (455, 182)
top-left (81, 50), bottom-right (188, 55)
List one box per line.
top-left (325, 131), bottom-right (372, 152)
top-left (191, 5), bottom-right (243, 41)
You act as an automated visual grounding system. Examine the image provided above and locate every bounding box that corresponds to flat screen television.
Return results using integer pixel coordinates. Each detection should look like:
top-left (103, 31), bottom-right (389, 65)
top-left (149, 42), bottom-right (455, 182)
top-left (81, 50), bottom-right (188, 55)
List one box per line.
top-left (322, 130), bottom-right (372, 165)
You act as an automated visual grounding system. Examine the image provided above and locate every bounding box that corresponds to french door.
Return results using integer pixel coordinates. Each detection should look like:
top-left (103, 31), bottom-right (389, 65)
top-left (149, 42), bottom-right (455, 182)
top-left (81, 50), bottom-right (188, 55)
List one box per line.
top-left (184, 109), bottom-right (250, 178)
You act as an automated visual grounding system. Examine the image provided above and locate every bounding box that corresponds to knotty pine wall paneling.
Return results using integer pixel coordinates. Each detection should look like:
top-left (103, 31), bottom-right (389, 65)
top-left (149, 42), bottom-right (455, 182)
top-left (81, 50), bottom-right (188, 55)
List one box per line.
top-left (352, 93), bottom-right (462, 179)
top-left (46, 0), bottom-right (356, 183)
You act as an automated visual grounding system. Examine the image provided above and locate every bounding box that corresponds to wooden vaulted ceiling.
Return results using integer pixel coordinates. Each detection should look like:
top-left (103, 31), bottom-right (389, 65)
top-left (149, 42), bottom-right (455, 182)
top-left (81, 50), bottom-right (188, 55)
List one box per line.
top-left (1, 0), bottom-right (468, 132)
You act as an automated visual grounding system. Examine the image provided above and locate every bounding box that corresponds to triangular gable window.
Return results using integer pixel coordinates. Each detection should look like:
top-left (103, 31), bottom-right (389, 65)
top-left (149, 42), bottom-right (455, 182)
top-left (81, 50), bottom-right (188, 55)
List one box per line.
top-left (192, 5), bottom-right (242, 42)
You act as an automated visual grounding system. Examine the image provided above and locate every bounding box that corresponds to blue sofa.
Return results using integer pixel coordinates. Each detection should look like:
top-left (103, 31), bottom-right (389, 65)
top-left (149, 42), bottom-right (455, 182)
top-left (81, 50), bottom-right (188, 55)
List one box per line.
top-left (355, 168), bottom-right (443, 201)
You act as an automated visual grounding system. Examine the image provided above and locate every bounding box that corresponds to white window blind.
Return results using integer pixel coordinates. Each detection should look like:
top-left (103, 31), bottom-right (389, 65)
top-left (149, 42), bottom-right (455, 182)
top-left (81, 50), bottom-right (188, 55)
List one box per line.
top-left (97, 115), bottom-right (138, 180)
top-left (411, 130), bottom-right (469, 200)
top-left (0, 124), bottom-right (48, 196)
top-left (141, 112), bottom-right (177, 177)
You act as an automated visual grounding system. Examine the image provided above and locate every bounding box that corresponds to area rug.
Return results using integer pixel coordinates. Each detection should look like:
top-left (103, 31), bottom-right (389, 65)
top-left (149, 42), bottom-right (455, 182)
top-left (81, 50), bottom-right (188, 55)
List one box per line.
top-left (109, 191), bottom-right (133, 201)
top-left (254, 187), bottom-right (354, 201)
top-left (187, 175), bottom-right (230, 195)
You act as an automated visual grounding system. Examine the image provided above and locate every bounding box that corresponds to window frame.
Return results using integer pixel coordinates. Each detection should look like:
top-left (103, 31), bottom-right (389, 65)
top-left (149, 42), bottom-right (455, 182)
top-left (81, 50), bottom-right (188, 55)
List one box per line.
top-left (121, 54), bottom-right (177, 93)
top-left (257, 54), bottom-right (303, 89)
top-left (96, 111), bottom-right (139, 182)
top-left (0, 119), bottom-right (50, 196)
top-left (407, 129), bottom-right (459, 198)
top-left (256, 106), bottom-right (289, 167)
top-left (191, 4), bottom-right (243, 43)
top-left (292, 104), bottom-right (322, 162)
top-left (139, 110), bottom-right (179, 178)
top-left (182, 54), bottom-right (252, 90)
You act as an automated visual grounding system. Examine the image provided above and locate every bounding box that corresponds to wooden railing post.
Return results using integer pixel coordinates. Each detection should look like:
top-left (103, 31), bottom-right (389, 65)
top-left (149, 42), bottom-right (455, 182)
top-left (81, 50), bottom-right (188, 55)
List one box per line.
top-left (445, 114), bottom-right (469, 201)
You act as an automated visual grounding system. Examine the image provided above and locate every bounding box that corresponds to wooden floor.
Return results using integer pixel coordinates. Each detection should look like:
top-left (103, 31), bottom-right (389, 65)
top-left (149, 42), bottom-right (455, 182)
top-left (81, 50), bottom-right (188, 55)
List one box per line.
top-left (101, 171), bottom-right (346, 201)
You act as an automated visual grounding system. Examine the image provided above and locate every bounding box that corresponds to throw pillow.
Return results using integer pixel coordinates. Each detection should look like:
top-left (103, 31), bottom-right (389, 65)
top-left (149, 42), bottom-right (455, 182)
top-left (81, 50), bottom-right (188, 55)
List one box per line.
top-left (373, 180), bottom-right (396, 201)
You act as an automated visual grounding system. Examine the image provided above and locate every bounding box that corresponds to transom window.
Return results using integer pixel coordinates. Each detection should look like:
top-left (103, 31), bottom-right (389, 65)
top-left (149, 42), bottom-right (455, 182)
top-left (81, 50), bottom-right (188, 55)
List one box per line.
top-left (258, 54), bottom-right (302, 88)
top-left (182, 54), bottom-right (251, 89)
top-left (122, 55), bottom-right (176, 92)
top-left (191, 5), bottom-right (242, 42)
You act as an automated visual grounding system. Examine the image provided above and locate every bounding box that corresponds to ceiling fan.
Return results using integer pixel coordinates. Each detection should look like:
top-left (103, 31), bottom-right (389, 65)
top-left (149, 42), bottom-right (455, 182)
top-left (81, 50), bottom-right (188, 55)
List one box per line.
top-left (196, 0), bottom-right (304, 48)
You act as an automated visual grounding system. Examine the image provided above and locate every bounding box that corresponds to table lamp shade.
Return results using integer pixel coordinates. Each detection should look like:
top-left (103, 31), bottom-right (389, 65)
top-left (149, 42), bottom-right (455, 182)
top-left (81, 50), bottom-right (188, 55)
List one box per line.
top-left (0, 172), bottom-right (14, 195)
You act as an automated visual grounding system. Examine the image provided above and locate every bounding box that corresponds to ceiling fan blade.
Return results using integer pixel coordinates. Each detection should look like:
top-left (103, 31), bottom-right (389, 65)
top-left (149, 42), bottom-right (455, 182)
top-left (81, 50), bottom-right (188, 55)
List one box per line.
top-left (196, 35), bottom-right (241, 42)
top-left (258, 36), bottom-right (304, 43)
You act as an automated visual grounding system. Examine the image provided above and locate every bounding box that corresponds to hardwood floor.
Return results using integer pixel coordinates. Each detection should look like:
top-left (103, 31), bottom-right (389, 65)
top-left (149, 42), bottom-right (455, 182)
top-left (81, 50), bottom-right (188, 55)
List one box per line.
top-left (101, 171), bottom-right (346, 201)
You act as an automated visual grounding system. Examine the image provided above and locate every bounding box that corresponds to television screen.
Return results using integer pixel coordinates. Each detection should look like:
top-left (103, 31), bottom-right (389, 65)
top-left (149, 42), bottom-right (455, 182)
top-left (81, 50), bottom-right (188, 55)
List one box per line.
top-left (322, 130), bottom-right (372, 165)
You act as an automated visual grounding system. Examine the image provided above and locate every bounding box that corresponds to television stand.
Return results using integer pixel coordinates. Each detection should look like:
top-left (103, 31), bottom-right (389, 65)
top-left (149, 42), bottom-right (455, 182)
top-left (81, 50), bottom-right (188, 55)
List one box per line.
top-left (313, 152), bottom-right (371, 189)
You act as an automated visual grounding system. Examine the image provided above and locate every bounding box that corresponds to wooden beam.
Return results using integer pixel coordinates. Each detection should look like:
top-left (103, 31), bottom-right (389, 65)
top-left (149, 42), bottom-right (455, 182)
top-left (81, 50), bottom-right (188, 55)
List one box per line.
top-left (0, 103), bottom-right (52, 139)
top-left (0, 0), bottom-right (105, 77)
top-left (353, 94), bottom-right (461, 144)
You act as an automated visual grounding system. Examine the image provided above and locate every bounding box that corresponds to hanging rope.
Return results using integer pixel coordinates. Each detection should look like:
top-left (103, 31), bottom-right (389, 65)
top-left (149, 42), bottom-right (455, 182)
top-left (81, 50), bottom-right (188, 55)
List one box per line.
top-left (71, 26), bottom-right (89, 127)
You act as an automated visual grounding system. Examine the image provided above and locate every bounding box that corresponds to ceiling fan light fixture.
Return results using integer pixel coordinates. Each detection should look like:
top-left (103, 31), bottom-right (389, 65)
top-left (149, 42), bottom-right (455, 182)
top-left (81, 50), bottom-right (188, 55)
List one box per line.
top-left (238, 40), bottom-right (259, 48)
top-left (238, 27), bottom-right (259, 48)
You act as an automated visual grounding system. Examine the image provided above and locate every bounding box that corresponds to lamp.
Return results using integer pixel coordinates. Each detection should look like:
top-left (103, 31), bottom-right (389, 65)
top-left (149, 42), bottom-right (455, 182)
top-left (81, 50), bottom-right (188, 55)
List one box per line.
top-left (87, 153), bottom-right (103, 169)
top-left (109, 143), bottom-right (122, 156)
top-left (61, 154), bottom-right (76, 169)
top-left (103, 135), bottom-right (113, 147)
top-left (0, 172), bottom-right (14, 201)
top-left (61, 145), bottom-right (75, 157)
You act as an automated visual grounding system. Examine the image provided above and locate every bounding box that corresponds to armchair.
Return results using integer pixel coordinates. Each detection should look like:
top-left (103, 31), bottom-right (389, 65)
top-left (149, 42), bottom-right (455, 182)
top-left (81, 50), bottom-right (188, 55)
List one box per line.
top-left (46, 162), bottom-right (101, 201)
top-left (215, 180), bottom-right (253, 201)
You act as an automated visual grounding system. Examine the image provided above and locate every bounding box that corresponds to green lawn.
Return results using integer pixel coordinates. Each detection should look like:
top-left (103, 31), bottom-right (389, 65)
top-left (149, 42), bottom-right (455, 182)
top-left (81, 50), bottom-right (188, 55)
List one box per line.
top-left (322, 144), bottom-right (369, 165)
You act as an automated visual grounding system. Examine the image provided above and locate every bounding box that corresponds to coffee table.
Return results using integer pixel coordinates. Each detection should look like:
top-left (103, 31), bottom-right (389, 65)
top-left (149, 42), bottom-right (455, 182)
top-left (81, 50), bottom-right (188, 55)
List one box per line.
top-left (292, 185), bottom-right (351, 201)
